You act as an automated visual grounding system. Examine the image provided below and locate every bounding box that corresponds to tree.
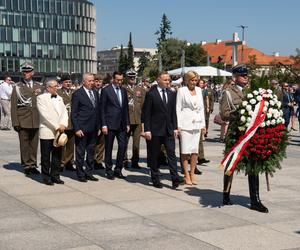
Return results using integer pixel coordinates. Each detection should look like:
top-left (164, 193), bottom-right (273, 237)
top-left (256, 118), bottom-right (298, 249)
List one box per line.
top-left (155, 13), bottom-right (172, 51)
top-left (118, 44), bottom-right (128, 74)
top-left (246, 55), bottom-right (259, 76)
top-left (137, 52), bottom-right (150, 77)
top-left (185, 44), bottom-right (207, 66)
top-left (127, 32), bottom-right (134, 70)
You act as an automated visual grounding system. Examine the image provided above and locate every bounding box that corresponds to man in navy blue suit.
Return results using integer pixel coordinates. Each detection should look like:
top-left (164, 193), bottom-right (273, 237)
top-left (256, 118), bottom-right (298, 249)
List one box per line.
top-left (71, 73), bottom-right (100, 182)
top-left (100, 71), bottom-right (130, 180)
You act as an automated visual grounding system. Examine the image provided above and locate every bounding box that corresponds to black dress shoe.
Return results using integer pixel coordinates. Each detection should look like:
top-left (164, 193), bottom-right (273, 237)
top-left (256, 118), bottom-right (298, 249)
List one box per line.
top-left (43, 178), bottom-right (54, 186)
top-left (194, 168), bottom-right (202, 175)
top-left (198, 158), bottom-right (210, 165)
top-left (78, 177), bottom-right (87, 182)
top-left (152, 179), bottom-right (163, 188)
top-left (94, 162), bottom-right (105, 170)
top-left (51, 178), bottom-right (64, 184)
top-left (172, 177), bottom-right (185, 189)
top-left (114, 171), bottom-right (126, 179)
top-left (30, 168), bottom-right (40, 175)
top-left (24, 169), bottom-right (31, 176)
top-left (86, 175), bottom-right (99, 181)
top-left (250, 203), bottom-right (269, 213)
top-left (123, 161), bottom-right (129, 169)
top-left (106, 174), bottom-right (115, 180)
top-left (131, 164), bottom-right (142, 169)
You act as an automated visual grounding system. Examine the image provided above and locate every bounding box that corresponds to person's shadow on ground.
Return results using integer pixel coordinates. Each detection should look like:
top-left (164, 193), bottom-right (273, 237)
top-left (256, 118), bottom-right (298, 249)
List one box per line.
top-left (3, 162), bottom-right (44, 184)
top-left (184, 186), bottom-right (250, 208)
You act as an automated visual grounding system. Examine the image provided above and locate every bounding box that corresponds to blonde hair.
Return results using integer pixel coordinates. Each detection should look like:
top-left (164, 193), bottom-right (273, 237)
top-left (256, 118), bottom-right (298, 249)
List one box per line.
top-left (184, 71), bottom-right (199, 84)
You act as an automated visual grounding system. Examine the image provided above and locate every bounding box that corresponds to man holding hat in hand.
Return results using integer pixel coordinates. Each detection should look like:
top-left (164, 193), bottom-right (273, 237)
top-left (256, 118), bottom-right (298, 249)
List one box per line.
top-left (37, 79), bottom-right (68, 185)
top-left (11, 62), bottom-right (43, 175)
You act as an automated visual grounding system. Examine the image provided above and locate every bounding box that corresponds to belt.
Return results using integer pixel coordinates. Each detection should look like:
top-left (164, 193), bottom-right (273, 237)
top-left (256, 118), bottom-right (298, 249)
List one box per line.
top-left (1, 98), bottom-right (10, 101)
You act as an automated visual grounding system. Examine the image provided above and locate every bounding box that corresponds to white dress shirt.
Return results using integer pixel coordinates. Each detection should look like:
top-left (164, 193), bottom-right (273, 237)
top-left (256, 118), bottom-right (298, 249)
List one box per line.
top-left (156, 85), bottom-right (168, 103)
top-left (0, 81), bottom-right (13, 100)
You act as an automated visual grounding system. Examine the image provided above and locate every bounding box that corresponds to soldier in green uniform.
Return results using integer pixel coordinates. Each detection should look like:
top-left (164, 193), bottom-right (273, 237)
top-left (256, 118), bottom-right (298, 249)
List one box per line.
top-left (124, 70), bottom-right (146, 169)
top-left (57, 75), bottom-right (76, 171)
top-left (11, 63), bottom-right (43, 175)
top-left (220, 64), bottom-right (268, 213)
top-left (206, 81), bottom-right (215, 137)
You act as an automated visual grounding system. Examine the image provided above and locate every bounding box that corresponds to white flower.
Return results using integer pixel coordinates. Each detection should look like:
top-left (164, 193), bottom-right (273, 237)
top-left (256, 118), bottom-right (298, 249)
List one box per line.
top-left (240, 109), bottom-right (246, 115)
top-left (267, 113), bottom-right (272, 119)
top-left (277, 101), bottom-right (282, 108)
top-left (263, 94), bottom-right (269, 98)
top-left (263, 107), bottom-right (268, 112)
top-left (247, 117), bottom-right (252, 123)
top-left (247, 93), bottom-right (254, 99)
top-left (264, 101), bottom-right (269, 107)
top-left (249, 110), bottom-right (254, 116)
top-left (271, 119), bottom-right (276, 126)
top-left (269, 94), bottom-right (274, 100)
top-left (238, 126), bottom-right (246, 131)
top-left (246, 105), bottom-right (252, 111)
top-left (249, 98), bottom-right (256, 105)
top-left (267, 89), bottom-right (273, 94)
top-left (242, 101), bottom-right (248, 107)
top-left (281, 118), bottom-right (285, 124)
top-left (260, 122), bottom-right (266, 127)
top-left (279, 110), bottom-right (283, 116)
top-left (269, 100), bottom-right (275, 106)
top-left (253, 90), bottom-right (259, 96)
top-left (246, 122), bottom-right (251, 128)
top-left (266, 120), bottom-right (271, 126)
top-left (240, 116), bottom-right (246, 122)
top-left (256, 95), bottom-right (263, 101)
top-left (277, 118), bottom-right (282, 124)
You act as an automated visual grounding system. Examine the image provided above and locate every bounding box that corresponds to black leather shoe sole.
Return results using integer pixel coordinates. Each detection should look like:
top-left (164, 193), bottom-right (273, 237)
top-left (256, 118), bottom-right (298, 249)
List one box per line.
top-left (78, 178), bottom-right (87, 182)
top-left (114, 172), bottom-right (126, 179)
top-left (51, 178), bottom-right (64, 184)
top-left (43, 179), bottom-right (54, 186)
top-left (86, 175), bottom-right (99, 181)
top-left (250, 204), bottom-right (269, 213)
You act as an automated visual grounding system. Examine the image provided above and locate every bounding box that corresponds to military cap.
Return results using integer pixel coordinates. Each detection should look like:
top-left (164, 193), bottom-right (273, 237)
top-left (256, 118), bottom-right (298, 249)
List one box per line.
top-left (20, 62), bottom-right (34, 72)
top-left (126, 69), bottom-right (137, 77)
top-left (60, 74), bottom-right (71, 82)
top-left (232, 64), bottom-right (248, 75)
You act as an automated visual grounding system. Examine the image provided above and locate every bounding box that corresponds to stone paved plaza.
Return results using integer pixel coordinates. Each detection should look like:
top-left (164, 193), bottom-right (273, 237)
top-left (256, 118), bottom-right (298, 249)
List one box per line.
top-left (1, 112), bottom-right (300, 250)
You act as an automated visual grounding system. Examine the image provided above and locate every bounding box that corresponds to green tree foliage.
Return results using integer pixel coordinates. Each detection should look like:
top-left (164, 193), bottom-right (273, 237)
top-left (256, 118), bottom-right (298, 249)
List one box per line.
top-left (118, 44), bottom-right (128, 74)
top-left (127, 32), bottom-right (134, 70)
top-left (137, 52), bottom-right (150, 77)
top-left (155, 13), bottom-right (172, 51)
top-left (185, 43), bottom-right (207, 66)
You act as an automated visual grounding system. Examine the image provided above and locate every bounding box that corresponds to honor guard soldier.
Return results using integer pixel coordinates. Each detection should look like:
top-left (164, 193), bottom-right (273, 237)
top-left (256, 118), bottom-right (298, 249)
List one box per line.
top-left (123, 69), bottom-right (146, 169)
top-left (11, 63), bottom-right (43, 175)
top-left (57, 74), bottom-right (76, 171)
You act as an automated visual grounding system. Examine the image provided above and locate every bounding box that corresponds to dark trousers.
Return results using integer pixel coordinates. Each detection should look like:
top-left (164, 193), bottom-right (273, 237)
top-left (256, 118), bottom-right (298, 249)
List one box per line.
top-left (148, 135), bottom-right (179, 182)
top-left (40, 139), bottom-right (62, 180)
top-left (61, 129), bottom-right (75, 166)
top-left (75, 131), bottom-right (97, 178)
top-left (104, 129), bottom-right (127, 175)
top-left (18, 128), bottom-right (39, 168)
top-left (283, 107), bottom-right (292, 128)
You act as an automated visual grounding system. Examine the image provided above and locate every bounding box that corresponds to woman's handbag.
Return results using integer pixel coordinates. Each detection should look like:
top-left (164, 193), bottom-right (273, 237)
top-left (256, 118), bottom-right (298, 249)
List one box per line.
top-left (213, 113), bottom-right (225, 125)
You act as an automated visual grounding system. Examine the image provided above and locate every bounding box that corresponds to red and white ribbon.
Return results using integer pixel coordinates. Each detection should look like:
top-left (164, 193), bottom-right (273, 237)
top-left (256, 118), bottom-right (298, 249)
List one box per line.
top-left (221, 99), bottom-right (266, 175)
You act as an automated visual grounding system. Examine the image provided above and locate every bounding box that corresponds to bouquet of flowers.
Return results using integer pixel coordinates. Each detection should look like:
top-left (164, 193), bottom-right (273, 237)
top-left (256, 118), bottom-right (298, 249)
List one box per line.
top-left (222, 88), bottom-right (288, 177)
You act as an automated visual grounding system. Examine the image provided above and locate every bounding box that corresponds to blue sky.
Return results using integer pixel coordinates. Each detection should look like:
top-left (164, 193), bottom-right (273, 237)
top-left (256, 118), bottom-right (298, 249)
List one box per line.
top-left (91, 0), bottom-right (300, 56)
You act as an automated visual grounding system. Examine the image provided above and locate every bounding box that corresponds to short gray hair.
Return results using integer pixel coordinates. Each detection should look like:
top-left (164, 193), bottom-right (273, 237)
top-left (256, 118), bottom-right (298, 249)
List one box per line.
top-left (45, 78), bottom-right (58, 88)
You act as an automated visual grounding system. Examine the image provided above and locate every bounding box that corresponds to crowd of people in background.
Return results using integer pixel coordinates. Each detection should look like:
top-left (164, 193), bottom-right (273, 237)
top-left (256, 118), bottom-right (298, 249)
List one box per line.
top-left (0, 62), bottom-right (299, 210)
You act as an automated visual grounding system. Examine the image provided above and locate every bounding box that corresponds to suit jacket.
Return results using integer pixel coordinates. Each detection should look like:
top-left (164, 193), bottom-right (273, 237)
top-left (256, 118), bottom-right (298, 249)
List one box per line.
top-left (11, 80), bottom-right (43, 128)
top-left (71, 87), bottom-right (100, 133)
top-left (282, 90), bottom-right (292, 109)
top-left (37, 93), bottom-right (68, 140)
top-left (176, 86), bottom-right (205, 131)
top-left (57, 88), bottom-right (74, 130)
top-left (100, 84), bottom-right (129, 131)
top-left (219, 85), bottom-right (244, 122)
top-left (143, 86), bottom-right (177, 137)
top-left (124, 84), bottom-right (146, 125)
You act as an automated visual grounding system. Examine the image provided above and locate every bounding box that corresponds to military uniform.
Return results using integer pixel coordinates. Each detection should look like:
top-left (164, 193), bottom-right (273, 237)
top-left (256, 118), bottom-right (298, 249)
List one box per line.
top-left (57, 87), bottom-right (75, 169)
top-left (206, 86), bottom-right (215, 135)
top-left (124, 84), bottom-right (146, 168)
top-left (11, 76), bottom-right (43, 173)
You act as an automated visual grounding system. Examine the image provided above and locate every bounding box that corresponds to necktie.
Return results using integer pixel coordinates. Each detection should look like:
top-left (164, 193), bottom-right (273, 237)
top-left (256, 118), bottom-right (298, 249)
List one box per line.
top-left (116, 87), bottom-right (122, 106)
top-left (88, 90), bottom-right (95, 107)
top-left (51, 94), bottom-right (57, 98)
top-left (162, 89), bottom-right (167, 104)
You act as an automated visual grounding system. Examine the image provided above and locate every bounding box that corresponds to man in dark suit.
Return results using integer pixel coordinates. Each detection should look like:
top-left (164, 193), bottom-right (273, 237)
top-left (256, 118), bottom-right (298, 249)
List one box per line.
top-left (143, 71), bottom-right (184, 189)
top-left (100, 71), bottom-right (130, 180)
top-left (71, 73), bottom-right (100, 182)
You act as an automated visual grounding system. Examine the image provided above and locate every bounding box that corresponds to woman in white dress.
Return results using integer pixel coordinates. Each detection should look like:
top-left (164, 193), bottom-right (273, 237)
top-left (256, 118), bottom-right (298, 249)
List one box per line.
top-left (176, 71), bottom-right (206, 185)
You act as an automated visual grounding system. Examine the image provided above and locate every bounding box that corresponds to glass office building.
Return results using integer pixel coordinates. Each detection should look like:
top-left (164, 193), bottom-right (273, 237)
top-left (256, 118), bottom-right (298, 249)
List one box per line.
top-left (0, 0), bottom-right (96, 79)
